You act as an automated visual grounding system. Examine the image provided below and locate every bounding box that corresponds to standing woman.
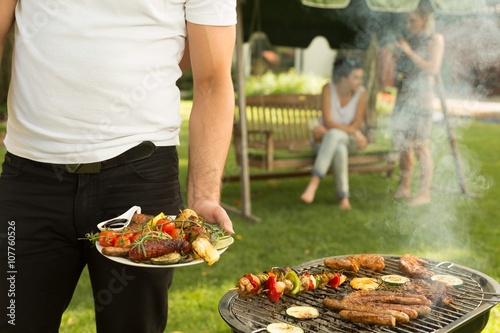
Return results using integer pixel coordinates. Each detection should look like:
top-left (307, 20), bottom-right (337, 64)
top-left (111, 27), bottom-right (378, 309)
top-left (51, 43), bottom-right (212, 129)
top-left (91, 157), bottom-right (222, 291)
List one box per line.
top-left (301, 57), bottom-right (368, 209)
top-left (391, 2), bottom-right (445, 206)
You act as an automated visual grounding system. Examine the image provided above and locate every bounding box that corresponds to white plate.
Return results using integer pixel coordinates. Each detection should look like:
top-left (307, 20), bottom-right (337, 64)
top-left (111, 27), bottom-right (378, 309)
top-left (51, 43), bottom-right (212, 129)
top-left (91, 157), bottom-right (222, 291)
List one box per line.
top-left (96, 236), bottom-right (234, 268)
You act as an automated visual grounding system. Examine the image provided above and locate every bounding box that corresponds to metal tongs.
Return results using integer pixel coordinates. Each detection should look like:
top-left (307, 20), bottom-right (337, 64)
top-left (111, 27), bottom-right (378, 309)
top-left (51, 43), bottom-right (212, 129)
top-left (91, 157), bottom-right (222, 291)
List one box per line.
top-left (452, 292), bottom-right (500, 303)
top-left (97, 206), bottom-right (141, 231)
top-left (452, 291), bottom-right (500, 303)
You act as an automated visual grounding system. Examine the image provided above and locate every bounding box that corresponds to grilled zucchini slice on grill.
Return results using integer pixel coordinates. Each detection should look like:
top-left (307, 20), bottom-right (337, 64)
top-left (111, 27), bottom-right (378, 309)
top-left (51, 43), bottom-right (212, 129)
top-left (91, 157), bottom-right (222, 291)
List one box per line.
top-left (431, 275), bottom-right (464, 287)
top-left (286, 306), bottom-right (319, 319)
top-left (381, 275), bottom-right (410, 286)
top-left (266, 323), bottom-right (304, 333)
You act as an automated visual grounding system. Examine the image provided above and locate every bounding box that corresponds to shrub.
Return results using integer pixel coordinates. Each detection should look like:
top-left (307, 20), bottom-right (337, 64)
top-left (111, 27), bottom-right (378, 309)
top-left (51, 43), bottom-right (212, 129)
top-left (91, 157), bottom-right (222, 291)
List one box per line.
top-left (244, 69), bottom-right (328, 96)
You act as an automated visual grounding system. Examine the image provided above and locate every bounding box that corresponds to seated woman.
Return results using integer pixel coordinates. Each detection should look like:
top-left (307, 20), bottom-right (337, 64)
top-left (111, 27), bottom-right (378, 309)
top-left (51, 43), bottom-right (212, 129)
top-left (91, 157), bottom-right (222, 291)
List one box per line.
top-left (300, 56), bottom-right (368, 209)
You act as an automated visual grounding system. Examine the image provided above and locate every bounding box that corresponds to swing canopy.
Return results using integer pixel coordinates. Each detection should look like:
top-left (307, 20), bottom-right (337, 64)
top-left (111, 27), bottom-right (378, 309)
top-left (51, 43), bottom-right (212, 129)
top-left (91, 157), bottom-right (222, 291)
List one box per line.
top-left (239, 0), bottom-right (496, 49)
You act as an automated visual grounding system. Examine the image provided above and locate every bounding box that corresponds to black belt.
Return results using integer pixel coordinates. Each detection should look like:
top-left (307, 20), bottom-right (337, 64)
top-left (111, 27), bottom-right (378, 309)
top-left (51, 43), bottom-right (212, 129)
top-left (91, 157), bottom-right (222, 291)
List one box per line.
top-left (6, 141), bottom-right (156, 174)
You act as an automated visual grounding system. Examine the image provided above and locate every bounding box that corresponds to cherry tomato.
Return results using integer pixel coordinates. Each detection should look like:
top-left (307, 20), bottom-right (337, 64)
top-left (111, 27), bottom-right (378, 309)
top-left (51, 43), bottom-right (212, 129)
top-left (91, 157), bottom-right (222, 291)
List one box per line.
top-left (169, 228), bottom-right (179, 239)
top-left (121, 230), bottom-right (132, 238)
top-left (170, 228), bottom-right (185, 240)
top-left (156, 219), bottom-right (175, 235)
top-left (98, 230), bottom-right (117, 247)
top-left (155, 218), bottom-right (171, 225)
top-left (122, 230), bottom-right (141, 243)
top-left (128, 232), bottom-right (142, 243)
top-left (113, 235), bottom-right (132, 248)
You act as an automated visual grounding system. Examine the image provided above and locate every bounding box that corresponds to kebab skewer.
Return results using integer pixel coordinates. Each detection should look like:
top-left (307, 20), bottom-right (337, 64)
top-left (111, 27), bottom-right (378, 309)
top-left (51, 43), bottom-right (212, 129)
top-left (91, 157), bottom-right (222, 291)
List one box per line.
top-left (236, 267), bottom-right (347, 303)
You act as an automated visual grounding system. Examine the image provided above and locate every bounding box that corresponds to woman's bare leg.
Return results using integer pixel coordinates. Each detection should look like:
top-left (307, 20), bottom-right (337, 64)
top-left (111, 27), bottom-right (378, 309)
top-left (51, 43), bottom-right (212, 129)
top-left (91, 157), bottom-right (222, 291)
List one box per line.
top-left (301, 175), bottom-right (321, 203)
top-left (395, 142), bottom-right (414, 199)
top-left (409, 140), bottom-right (433, 206)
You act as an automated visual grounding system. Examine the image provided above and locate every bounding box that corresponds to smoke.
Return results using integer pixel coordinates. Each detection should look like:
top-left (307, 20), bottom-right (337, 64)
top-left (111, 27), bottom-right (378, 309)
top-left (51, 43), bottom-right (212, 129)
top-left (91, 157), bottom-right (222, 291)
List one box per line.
top-left (439, 13), bottom-right (500, 98)
top-left (364, 7), bottom-right (500, 260)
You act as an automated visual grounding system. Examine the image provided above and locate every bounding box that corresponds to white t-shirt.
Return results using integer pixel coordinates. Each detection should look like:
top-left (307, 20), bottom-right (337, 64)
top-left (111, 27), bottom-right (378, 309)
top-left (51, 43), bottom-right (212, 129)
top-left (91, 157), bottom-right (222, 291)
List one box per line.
top-left (6, 0), bottom-right (237, 164)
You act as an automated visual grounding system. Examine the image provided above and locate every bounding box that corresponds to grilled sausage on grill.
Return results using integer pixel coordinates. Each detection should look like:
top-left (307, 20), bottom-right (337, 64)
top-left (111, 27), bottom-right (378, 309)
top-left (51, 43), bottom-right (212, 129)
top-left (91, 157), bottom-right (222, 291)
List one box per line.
top-left (356, 301), bottom-right (427, 318)
top-left (343, 294), bottom-right (432, 306)
top-left (323, 299), bottom-right (410, 324)
top-left (129, 239), bottom-right (191, 262)
top-left (380, 303), bottom-right (431, 317)
top-left (346, 290), bottom-right (432, 305)
top-left (339, 310), bottom-right (396, 327)
top-left (340, 300), bottom-right (423, 319)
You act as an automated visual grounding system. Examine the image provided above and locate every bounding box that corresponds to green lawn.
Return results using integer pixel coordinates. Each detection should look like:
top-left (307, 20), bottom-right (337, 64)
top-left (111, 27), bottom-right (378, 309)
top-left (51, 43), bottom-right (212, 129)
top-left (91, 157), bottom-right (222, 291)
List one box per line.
top-left (1, 104), bottom-right (499, 332)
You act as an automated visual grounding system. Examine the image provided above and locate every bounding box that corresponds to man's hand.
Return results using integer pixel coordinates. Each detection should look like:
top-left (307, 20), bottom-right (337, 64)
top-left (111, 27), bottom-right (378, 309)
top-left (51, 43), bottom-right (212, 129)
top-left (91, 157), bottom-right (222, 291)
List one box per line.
top-left (190, 200), bottom-right (234, 235)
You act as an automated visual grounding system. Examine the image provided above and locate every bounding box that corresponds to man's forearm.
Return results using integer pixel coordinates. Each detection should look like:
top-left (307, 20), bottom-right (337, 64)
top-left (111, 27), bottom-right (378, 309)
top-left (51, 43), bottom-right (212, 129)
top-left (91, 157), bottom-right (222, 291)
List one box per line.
top-left (187, 80), bottom-right (235, 206)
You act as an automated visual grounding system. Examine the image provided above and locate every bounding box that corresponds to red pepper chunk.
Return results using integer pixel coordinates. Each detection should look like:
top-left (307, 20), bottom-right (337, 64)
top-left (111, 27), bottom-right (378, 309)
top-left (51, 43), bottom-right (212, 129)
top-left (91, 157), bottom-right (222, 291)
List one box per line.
top-left (266, 275), bottom-right (285, 302)
top-left (245, 274), bottom-right (260, 295)
top-left (303, 273), bottom-right (315, 291)
top-left (328, 272), bottom-right (341, 289)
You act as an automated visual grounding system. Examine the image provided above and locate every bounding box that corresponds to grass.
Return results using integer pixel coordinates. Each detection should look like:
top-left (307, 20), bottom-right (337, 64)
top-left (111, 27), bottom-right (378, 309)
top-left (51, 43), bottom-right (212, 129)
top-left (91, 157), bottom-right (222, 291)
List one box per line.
top-left (1, 102), bottom-right (499, 333)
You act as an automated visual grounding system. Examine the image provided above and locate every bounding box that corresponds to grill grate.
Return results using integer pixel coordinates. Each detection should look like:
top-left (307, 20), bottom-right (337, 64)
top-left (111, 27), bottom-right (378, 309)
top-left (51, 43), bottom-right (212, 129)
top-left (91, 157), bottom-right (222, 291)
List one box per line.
top-left (219, 255), bottom-right (500, 333)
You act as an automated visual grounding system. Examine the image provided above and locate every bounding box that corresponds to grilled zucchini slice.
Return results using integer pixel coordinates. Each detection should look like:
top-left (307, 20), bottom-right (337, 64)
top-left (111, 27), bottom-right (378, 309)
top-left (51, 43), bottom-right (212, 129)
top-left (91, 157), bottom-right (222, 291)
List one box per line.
top-left (431, 275), bottom-right (464, 287)
top-left (381, 275), bottom-right (410, 286)
top-left (150, 252), bottom-right (182, 265)
top-left (286, 306), bottom-right (319, 319)
top-left (266, 323), bottom-right (304, 333)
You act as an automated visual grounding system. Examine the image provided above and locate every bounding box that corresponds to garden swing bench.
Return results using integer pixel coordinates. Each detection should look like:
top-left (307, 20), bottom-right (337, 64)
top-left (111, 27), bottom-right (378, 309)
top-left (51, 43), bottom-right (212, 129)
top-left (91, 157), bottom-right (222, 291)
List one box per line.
top-left (223, 47), bottom-right (399, 182)
top-left (224, 92), bottom-right (398, 182)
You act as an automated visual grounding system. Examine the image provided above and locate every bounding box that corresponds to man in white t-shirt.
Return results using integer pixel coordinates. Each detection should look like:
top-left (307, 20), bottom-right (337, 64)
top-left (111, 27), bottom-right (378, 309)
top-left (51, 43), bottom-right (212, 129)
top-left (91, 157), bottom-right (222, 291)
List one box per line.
top-left (0, 1), bottom-right (236, 332)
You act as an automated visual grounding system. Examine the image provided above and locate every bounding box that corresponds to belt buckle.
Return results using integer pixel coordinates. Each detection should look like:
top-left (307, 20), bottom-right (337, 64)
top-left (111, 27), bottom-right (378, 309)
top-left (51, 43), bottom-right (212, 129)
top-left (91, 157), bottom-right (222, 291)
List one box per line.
top-left (65, 162), bottom-right (101, 174)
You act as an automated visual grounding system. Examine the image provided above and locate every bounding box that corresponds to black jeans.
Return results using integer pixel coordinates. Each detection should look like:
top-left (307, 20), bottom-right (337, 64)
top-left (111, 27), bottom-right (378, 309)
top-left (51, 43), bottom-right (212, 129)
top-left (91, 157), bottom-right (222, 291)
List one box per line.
top-left (0, 146), bottom-right (183, 333)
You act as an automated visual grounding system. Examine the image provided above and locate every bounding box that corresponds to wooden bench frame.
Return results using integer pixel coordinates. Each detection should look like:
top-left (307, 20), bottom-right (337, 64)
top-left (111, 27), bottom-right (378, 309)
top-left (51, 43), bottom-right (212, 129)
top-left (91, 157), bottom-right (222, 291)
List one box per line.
top-left (229, 93), bottom-right (397, 181)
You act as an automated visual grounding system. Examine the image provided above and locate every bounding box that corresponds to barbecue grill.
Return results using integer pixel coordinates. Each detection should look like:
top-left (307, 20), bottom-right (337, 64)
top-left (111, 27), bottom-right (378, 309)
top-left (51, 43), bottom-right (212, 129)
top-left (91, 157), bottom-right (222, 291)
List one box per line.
top-left (219, 255), bottom-right (500, 333)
